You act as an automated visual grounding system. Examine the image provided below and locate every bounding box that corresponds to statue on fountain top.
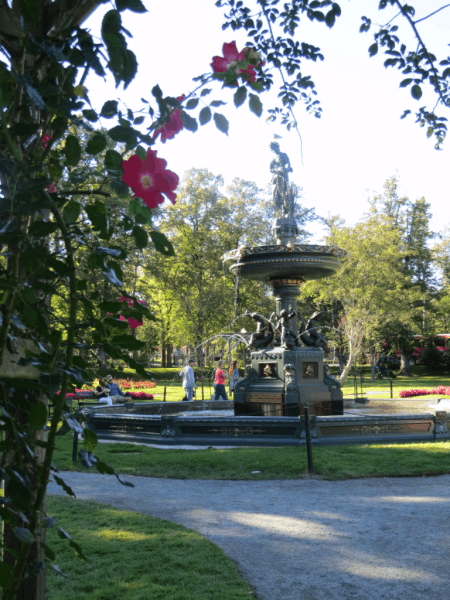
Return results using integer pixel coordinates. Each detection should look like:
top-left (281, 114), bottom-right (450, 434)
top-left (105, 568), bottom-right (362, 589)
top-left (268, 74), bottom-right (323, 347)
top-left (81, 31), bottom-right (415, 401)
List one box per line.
top-left (270, 141), bottom-right (296, 221)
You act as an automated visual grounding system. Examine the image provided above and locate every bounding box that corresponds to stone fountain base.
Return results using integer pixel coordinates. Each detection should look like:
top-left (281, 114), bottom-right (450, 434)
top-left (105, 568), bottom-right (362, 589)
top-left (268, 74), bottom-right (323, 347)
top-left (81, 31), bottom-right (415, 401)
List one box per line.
top-left (233, 346), bottom-right (343, 417)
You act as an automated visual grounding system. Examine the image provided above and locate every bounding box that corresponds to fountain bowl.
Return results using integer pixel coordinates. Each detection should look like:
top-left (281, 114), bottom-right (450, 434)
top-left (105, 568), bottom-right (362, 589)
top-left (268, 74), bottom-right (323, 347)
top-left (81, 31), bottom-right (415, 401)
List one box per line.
top-left (225, 244), bottom-right (347, 282)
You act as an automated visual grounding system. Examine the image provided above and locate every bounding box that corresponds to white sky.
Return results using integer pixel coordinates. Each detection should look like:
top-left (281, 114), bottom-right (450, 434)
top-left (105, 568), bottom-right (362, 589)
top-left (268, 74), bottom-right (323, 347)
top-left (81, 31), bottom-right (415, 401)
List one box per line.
top-left (85, 1), bottom-right (450, 241)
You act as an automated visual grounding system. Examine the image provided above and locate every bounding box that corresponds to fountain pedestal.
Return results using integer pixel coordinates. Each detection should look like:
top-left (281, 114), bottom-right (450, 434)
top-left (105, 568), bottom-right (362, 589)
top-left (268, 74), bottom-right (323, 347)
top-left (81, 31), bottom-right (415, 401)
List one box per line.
top-left (234, 346), bottom-right (343, 417)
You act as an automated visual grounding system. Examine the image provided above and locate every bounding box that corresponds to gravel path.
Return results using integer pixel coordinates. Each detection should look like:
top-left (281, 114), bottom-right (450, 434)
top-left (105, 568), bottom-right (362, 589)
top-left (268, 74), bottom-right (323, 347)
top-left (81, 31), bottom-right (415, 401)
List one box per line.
top-left (48, 472), bottom-right (450, 600)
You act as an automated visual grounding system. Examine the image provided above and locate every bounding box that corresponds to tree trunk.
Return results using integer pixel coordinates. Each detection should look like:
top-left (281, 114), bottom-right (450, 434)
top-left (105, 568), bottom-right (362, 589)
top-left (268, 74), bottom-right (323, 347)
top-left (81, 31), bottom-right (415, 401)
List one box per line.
top-left (160, 322), bottom-right (166, 368)
top-left (399, 350), bottom-right (411, 376)
top-left (338, 350), bottom-right (356, 387)
top-left (166, 344), bottom-right (172, 368)
top-left (370, 338), bottom-right (376, 383)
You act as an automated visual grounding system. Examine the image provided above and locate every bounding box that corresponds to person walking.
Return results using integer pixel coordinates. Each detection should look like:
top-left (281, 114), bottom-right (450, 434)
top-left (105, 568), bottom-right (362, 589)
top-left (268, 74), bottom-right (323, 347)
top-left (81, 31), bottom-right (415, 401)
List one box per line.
top-left (229, 360), bottom-right (240, 396)
top-left (213, 360), bottom-right (229, 401)
top-left (180, 359), bottom-right (197, 401)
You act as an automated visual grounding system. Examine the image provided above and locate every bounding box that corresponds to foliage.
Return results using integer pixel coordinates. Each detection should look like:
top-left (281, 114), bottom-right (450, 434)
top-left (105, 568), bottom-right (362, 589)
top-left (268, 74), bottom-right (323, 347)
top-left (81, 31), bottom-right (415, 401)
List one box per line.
top-left (217, 0), bottom-right (450, 147)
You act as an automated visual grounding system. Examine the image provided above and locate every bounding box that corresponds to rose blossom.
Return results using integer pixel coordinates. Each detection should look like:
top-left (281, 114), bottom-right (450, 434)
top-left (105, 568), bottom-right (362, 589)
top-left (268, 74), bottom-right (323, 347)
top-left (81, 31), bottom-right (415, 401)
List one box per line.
top-left (153, 95), bottom-right (185, 143)
top-left (122, 148), bottom-right (178, 209)
top-left (211, 41), bottom-right (264, 84)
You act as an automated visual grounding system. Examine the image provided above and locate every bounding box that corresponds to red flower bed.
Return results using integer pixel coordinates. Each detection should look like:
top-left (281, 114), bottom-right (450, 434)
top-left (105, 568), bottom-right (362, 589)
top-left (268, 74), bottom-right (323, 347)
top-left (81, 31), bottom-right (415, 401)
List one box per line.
top-left (128, 392), bottom-right (154, 400)
top-left (399, 386), bottom-right (450, 398)
top-left (62, 380), bottom-right (156, 400)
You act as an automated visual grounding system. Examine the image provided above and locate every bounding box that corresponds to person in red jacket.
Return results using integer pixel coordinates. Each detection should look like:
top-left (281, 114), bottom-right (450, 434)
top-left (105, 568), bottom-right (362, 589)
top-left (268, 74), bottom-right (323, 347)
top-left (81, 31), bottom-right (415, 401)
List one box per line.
top-left (213, 360), bottom-right (229, 401)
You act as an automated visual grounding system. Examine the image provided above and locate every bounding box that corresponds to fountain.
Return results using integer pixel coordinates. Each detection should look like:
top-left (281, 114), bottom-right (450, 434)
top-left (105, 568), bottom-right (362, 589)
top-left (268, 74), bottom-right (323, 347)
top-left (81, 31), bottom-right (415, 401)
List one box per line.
top-left (222, 142), bottom-right (347, 417)
top-left (83, 144), bottom-right (450, 447)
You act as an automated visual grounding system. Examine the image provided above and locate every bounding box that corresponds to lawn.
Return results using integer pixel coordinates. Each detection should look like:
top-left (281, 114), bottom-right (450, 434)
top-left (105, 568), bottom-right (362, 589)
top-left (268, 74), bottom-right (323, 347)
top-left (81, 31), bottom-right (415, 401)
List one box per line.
top-left (45, 496), bottom-right (255, 600)
top-left (52, 433), bottom-right (450, 481)
top-left (75, 365), bottom-right (450, 407)
top-left (337, 365), bottom-right (450, 400)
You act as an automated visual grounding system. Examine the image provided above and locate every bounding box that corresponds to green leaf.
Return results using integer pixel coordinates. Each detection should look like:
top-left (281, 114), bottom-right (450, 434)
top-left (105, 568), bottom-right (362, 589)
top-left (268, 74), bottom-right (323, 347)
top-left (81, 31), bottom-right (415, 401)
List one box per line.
top-left (150, 230), bottom-right (175, 256)
top-left (411, 84), bottom-right (422, 100)
top-left (135, 145), bottom-right (146, 161)
top-left (111, 335), bottom-right (146, 350)
top-left (82, 109), bottom-right (98, 122)
top-left (108, 125), bottom-right (135, 143)
top-left (63, 200), bottom-right (81, 225)
top-left (325, 10), bottom-right (335, 27)
top-left (116, 0), bottom-right (147, 13)
top-left (42, 517), bottom-right (57, 529)
top-left (199, 106), bottom-right (212, 125)
top-left (129, 198), bottom-right (151, 224)
top-left (28, 401), bottom-right (47, 432)
top-left (134, 115), bottom-right (145, 125)
top-left (105, 149), bottom-right (122, 171)
top-left (38, 373), bottom-right (62, 397)
top-left (98, 301), bottom-right (123, 312)
top-left (249, 94), bottom-right (263, 117)
top-left (28, 221), bottom-right (58, 237)
top-left (69, 539), bottom-right (88, 561)
top-left (132, 225), bottom-right (148, 249)
top-left (123, 49), bottom-right (138, 89)
top-left (64, 135), bottom-right (81, 167)
top-left (86, 134), bottom-right (107, 155)
top-left (234, 86), bottom-right (247, 108)
top-left (83, 428), bottom-right (98, 452)
top-left (48, 158), bottom-right (62, 180)
top-left (200, 88), bottom-right (212, 96)
top-left (41, 542), bottom-right (56, 561)
top-left (0, 562), bottom-right (13, 588)
top-left (102, 266), bottom-right (123, 286)
top-left (210, 100), bottom-right (226, 107)
top-left (213, 112), bottom-right (229, 135)
top-left (399, 78), bottom-right (412, 88)
top-left (53, 475), bottom-right (76, 498)
top-left (14, 527), bottom-right (35, 544)
top-left (368, 43), bottom-right (378, 57)
top-left (101, 100), bottom-right (119, 118)
top-left (18, 0), bottom-right (39, 24)
top-left (85, 200), bottom-right (109, 235)
top-left (186, 98), bottom-right (199, 109)
top-left (180, 111), bottom-right (198, 132)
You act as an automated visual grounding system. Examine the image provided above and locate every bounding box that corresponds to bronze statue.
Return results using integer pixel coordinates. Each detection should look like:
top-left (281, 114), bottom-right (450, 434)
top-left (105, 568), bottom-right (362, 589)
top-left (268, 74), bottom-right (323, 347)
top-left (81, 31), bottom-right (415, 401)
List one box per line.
top-left (274, 306), bottom-right (298, 350)
top-left (246, 312), bottom-right (274, 349)
top-left (299, 310), bottom-right (328, 351)
top-left (270, 141), bottom-right (296, 220)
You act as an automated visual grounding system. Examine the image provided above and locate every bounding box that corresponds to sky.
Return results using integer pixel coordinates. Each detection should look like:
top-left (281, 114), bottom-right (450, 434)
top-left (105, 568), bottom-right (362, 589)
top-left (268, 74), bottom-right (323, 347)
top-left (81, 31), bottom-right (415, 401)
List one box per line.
top-left (85, 1), bottom-right (450, 242)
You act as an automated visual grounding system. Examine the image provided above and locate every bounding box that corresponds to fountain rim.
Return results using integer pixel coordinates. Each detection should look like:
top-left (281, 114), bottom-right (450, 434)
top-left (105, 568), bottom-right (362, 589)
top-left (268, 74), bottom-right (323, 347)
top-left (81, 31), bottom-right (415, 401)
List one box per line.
top-left (221, 243), bottom-right (348, 263)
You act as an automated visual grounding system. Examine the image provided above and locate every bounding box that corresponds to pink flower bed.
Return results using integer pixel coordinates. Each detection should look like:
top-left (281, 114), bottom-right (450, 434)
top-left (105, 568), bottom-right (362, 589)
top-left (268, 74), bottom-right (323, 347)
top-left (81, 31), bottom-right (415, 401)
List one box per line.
top-left (399, 386), bottom-right (450, 398)
top-left (128, 392), bottom-right (154, 400)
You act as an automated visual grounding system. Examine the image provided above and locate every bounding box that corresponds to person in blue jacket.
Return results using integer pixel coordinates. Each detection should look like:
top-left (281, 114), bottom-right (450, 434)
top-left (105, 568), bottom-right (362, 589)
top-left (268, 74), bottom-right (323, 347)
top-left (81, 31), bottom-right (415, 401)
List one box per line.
top-left (105, 375), bottom-right (132, 402)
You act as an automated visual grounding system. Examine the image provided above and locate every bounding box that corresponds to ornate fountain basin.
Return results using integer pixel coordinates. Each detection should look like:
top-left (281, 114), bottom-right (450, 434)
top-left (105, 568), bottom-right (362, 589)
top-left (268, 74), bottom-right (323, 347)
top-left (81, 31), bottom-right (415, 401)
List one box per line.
top-left (223, 244), bottom-right (347, 282)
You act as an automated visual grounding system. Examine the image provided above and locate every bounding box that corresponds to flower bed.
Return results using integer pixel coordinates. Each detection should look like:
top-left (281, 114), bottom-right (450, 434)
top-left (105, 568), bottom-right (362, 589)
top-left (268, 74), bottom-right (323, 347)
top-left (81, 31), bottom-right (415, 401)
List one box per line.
top-left (63, 384), bottom-right (155, 401)
top-left (399, 386), bottom-right (450, 398)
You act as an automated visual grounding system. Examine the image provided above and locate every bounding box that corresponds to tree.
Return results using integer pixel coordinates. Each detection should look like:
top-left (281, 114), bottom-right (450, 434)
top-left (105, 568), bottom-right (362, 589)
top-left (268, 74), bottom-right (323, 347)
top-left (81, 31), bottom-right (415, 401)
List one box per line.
top-left (145, 169), bottom-right (275, 358)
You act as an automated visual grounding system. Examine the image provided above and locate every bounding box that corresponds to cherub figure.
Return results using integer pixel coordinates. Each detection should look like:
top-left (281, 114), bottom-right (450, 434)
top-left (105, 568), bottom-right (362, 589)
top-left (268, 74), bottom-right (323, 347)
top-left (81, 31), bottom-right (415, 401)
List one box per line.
top-left (274, 306), bottom-right (298, 350)
top-left (246, 312), bottom-right (274, 349)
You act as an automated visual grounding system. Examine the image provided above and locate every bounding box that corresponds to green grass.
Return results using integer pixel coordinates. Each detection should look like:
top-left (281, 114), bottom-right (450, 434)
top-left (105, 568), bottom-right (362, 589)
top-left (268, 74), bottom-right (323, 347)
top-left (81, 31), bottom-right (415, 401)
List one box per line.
top-left (52, 433), bottom-right (450, 480)
top-left (338, 365), bottom-right (450, 399)
top-left (46, 496), bottom-right (254, 600)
